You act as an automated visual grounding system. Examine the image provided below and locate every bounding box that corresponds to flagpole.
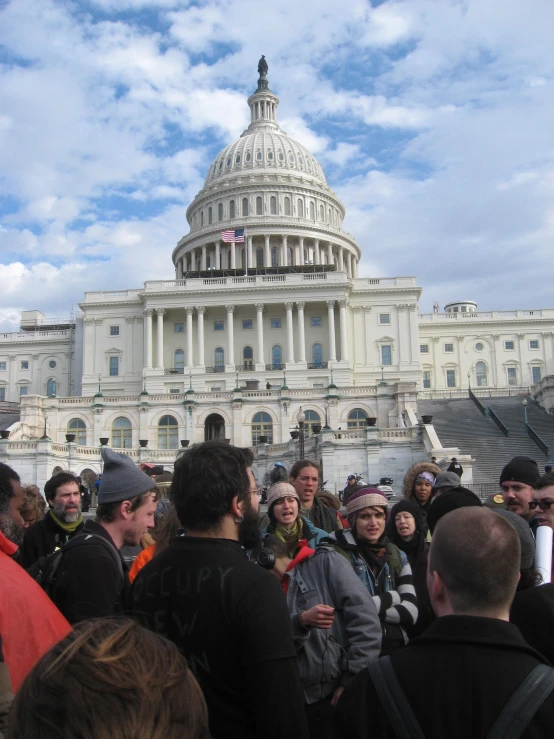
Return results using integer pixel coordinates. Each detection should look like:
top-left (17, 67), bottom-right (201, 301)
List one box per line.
top-left (245, 227), bottom-right (248, 277)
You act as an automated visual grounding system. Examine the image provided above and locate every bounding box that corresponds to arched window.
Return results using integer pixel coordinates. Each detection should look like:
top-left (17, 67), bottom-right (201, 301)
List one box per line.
top-left (242, 198), bottom-right (249, 216)
top-left (309, 201), bottom-right (315, 220)
top-left (256, 247), bottom-right (264, 267)
top-left (206, 256), bottom-right (211, 269)
top-left (476, 361), bottom-right (487, 387)
top-left (256, 150), bottom-right (263, 161)
top-left (208, 206), bottom-right (212, 225)
top-left (284, 197), bottom-right (291, 216)
top-left (270, 196), bottom-right (277, 215)
top-left (158, 415), bottom-right (178, 450)
top-left (312, 343), bottom-right (323, 367)
top-left (287, 247), bottom-right (293, 266)
top-left (112, 417), bottom-right (132, 449)
top-left (243, 346), bottom-right (253, 370)
top-left (175, 349), bottom-right (184, 372)
top-left (218, 203), bottom-right (223, 221)
top-left (67, 418), bottom-right (86, 445)
top-left (320, 204), bottom-right (324, 221)
top-left (201, 211), bottom-right (204, 226)
top-left (230, 200), bottom-right (236, 219)
top-left (246, 151), bottom-right (251, 162)
top-left (297, 199), bottom-right (304, 218)
top-left (271, 345), bottom-right (283, 369)
top-left (46, 378), bottom-right (57, 396)
top-left (304, 409), bottom-right (321, 437)
top-left (328, 208), bottom-right (332, 223)
top-left (214, 347), bottom-right (225, 371)
top-left (304, 248), bottom-right (309, 263)
top-left (252, 412), bottom-right (273, 446)
top-left (271, 247), bottom-right (279, 267)
top-left (348, 408), bottom-right (369, 429)
top-left (256, 196), bottom-right (263, 215)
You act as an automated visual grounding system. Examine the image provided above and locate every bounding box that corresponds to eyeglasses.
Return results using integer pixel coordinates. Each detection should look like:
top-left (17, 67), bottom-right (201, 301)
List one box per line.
top-left (529, 499), bottom-right (554, 511)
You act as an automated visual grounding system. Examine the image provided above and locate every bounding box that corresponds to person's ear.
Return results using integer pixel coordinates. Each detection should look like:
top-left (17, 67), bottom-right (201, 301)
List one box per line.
top-left (428, 569), bottom-right (446, 604)
top-left (119, 500), bottom-right (133, 519)
top-left (231, 495), bottom-right (242, 518)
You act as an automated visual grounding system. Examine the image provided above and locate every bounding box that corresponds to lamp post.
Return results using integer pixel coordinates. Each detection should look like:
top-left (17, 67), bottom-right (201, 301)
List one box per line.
top-left (297, 406), bottom-right (306, 460)
top-left (467, 371), bottom-right (471, 390)
top-left (522, 398), bottom-right (528, 433)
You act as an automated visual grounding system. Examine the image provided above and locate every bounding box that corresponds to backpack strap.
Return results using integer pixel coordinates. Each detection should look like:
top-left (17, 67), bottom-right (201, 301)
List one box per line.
top-left (367, 657), bottom-right (426, 739)
top-left (485, 664), bottom-right (554, 739)
top-left (63, 532), bottom-right (124, 585)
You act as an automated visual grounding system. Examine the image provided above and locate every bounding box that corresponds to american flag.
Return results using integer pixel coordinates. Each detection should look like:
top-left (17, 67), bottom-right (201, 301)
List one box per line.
top-left (221, 228), bottom-right (245, 243)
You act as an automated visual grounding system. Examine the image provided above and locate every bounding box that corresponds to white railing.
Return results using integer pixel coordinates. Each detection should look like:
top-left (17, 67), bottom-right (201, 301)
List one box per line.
top-left (419, 310), bottom-right (544, 321)
top-left (379, 429), bottom-right (413, 440)
top-left (0, 331), bottom-right (71, 341)
top-left (332, 430), bottom-right (366, 440)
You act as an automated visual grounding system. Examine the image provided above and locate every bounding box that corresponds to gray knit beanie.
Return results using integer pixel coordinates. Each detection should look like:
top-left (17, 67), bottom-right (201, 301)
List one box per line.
top-left (98, 448), bottom-right (157, 505)
top-left (493, 508), bottom-right (536, 570)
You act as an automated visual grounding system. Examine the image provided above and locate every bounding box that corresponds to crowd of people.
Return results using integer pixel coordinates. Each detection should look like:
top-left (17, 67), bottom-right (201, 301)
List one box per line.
top-left (1, 444), bottom-right (554, 738)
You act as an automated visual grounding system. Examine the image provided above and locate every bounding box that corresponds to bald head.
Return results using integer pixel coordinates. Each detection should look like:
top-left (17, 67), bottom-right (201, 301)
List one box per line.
top-left (429, 507), bottom-right (520, 616)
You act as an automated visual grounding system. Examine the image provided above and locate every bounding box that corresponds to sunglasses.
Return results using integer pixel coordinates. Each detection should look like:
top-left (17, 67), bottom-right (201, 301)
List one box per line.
top-left (529, 499), bottom-right (554, 511)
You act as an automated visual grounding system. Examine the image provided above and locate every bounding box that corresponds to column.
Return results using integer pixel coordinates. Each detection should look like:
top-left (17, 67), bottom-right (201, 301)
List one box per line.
top-left (144, 310), bottom-right (153, 369)
top-left (196, 306), bottom-right (205, 366)
top-left (155, 308), bottom-right (165, 369)
top-left (185, 307), bottom-right (194, 368)
top-left (230, 242), bottom-right (236, 269)
top-left (294, 238), bottom-right (301, 266)
top-left (352, 307), bottom-right (362, 364)
top-left (256, 303), bottom-right (265, 367)
top-left (201, 245), bottom-right (207, 271)
top-left (327, 300), bottom-right (337, 362)
top-left (281, 235), bottom-right (288, 266)
top-left (264, 235), bottom-right (271, 268)
top-left (215, 240), bottom-right (221, 270)
top-left (345, 251), bottom-right (351, 277)
top-left (339, 300), bottom-right (349, 361)
top-left (314, 239), bottom-right (321, 265)
top-left (247, 236), bottom-right (253, 270)
top-left (285, 302), bottom-right (295, 363)
top-left (125, 317), bottom-right (135, 374)
top-left (84, 319), bottom-right (95, 375)
top-left (94, 319), bottom-right (103, 375)
top-left (338, 247), bottom-right (344, 273)
top-left (397, 305), bottom-right (406, 364)
top-left (327, 242), bottom-right (333, 265)
top-left (363, 307), bottom-right (372, 366)
top-left (226, 305), bottom-right (235, 366)
top-left (296, 301), bottom-right (306, 362)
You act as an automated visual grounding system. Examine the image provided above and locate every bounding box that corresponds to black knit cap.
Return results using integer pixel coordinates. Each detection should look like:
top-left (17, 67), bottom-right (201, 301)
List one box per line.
top-left (499, 456), bottom-right (540, 488)
top-left (427, 488), bottom-right (482, 534)
top-left (387, 499), bottom-right (424, 536)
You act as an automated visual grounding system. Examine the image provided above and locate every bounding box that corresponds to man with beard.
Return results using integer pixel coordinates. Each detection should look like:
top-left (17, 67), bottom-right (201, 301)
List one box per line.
top-left (19, 471), bottom-right (84, 568)
top-left (131, 441), bottom-right (309, 739)
top-left (500, 456), bottom-right (541, 537)
top-left (0, 463), bottom-right (71, 692)
top-left (50, 448), bottom-right (158, 624)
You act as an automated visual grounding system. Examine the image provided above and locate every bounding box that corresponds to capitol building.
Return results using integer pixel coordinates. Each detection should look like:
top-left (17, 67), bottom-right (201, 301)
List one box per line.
top-left (1, 63), bottom-right (553, 492)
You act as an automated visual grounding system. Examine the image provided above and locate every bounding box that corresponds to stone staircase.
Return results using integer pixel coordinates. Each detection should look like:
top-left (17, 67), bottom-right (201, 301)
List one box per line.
top-left (419, 396), bottom-right (554, 484)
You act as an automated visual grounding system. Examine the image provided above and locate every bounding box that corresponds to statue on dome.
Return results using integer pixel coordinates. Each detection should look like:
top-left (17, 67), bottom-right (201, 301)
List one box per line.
top-left (257, 55), bottom-right (268, 77)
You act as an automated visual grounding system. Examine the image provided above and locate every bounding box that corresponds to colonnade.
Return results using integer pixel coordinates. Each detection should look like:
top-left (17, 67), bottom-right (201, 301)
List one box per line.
top-left (176, 235), bottom-right (359, 279)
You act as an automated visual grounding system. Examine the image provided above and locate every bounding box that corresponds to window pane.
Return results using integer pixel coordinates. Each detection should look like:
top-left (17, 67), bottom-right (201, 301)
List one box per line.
top-left (444, 344), bottom-right (454, 353)
top-left (112, 417), bottom-right (132, 448)
top-left (312, 344), bottom-right (323, 365)
top-left (446, 370), bottom-right (456, 388)
top-left (242, 319), bottom-right (253, 330)
top-left (311, 316), bottom-right (322, 327)
top-left (420, 345), bottom-right (429, 353)
top-left (230, 200), bottom-right (236, 219)
top-left (532, 367), bottom-right (542, 383)
top-left (242, 198), bottom-right (248, 216)
top-left (109, 357), bottom-right (119, 376)
top-left (68, 418), bottom-right (86, 445)
top-left (175, 350), bottom-right (184, 370)
top-left (505, 341), bottom-right (514, 350)
top-left (379, 314), bottom-right (390, 324)
top-left (110, 326), bottom-right (120, 336)
top-left (256, 197), bottom-right (262, 215)
top-left (47, 378), bottom-right (57, 396)
top-left (423, 371), bottom-right (431, 389)
top-left (347, 408), bottom-right (368, 429)
top-left (214, 321), bottom-right (224, 331)
top-left (381, 345), bottom-right (392, 366)
top-left (158, 415), bottom-right (178, 450)
top-left (476, 361), bottom-right (487, 387)
top-left (271, 318), bottom-right (281, 329)
top-left (215, 348), bottom-right (225, 368)
top-left (271, 345), bottom-right (282, 365)
top-left (19, 386), bottom-right (28, 396)
top-left (0, 387), bottom-right (5, 401)
top-left (507, 367), bottom-right (517, 385)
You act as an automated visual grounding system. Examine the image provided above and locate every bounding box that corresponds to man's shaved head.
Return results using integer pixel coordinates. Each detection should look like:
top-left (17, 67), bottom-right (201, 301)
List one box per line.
top-left (429, 507), bottom-right (520, 614)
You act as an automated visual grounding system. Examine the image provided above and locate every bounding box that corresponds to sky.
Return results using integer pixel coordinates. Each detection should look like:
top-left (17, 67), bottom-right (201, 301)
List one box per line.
top-left (0, 0), bottom-right (553, 331)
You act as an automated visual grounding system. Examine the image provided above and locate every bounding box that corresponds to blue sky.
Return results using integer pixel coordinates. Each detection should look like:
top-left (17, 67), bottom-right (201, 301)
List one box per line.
top-left (0, 0), bottom-right (553, 330)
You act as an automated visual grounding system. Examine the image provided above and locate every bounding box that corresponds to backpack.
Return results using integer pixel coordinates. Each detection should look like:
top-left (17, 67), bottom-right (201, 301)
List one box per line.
top-left (28, 532), bottom-right (124, 599)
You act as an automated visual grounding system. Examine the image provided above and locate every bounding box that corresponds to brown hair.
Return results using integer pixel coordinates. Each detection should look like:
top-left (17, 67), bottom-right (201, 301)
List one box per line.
top-left (153, 504), bottom-right (181, 557)
top-left (535, 471), bottom-right (554, 491)
top-left (289, 459), bottom-right (320, 480)
top-left (8, 618), bottom-right (209, 739)
top-left (20, 485), bottom-right (46, 525)
top-left (429, 507), bottom-right (520, 614)
top-left (96, 488), bottom-right (160, 524)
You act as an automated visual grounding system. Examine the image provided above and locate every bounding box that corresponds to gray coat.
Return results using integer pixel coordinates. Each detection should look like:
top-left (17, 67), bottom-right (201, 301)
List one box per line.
top-left (285, 546), bottom-right (382, 704)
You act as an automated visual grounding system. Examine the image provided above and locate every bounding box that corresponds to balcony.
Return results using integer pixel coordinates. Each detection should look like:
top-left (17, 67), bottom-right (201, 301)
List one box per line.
top-left (164, 368), bottom-right (185, 375)
top-left (204, 366), bottom-right (225, 373)
top-left (265, 363), bottom-right (285, 371)
top-left (307, 362), bottom-right (328, 370)
top-left (235, 364), bottom-right (255, 371)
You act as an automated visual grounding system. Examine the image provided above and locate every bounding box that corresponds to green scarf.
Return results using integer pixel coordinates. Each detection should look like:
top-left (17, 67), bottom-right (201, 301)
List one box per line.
top-left (274, 519), bottom-right (303, 558)
top-left (49, 509), bottom-right (83, 534)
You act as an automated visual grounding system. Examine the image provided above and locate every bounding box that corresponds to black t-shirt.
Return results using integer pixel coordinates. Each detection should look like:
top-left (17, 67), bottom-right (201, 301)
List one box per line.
top-left (131, 537), bottom-right (309, 739)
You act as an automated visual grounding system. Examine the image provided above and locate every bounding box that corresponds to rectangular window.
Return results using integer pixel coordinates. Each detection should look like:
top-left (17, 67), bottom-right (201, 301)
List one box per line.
top-left (504, 341), bottom-right (514, 351)
top-left (110, 325), bottom-right (120, 336)
top-left (174, 322), bottom-right (185, 333)
top-left (311, 316), bottom-right (322, 327)
top-left (210, 386), bottom-right (222, 392)
top-left (423, 371), bottom-right (431, 389)
top-left (379, 313), bottom-right (390, 325)
top-left (0, 387), bottom-right (5, 401)
top-left (109, 357), bottom-right (119, 376)
top-left (420, 344), bottom-right (429, 353)
top-left (169, 388), bottom-right (180, 394)
top-left (381, 345), bottom-right (392, 366)
top-left (19, 386), bottom-right (28, 396)
top-left (444, 343), bottom-right (454, 353)
top-left (532, 367), bottom-right (542, 384)
top-left (242, 319), bottom-right (253, 330)
top-left (271, 318), bottom-right (281, 329)
top-left (213, 321), bottom-right (224, 331)
top-left (0, 362), bottom-right (6, 371)
top-left (446, 369), bottom-right (456, 388)
top-left (20, 361), bottom-right (29, 370)
top-left (507, 367), bottom-right (517, 385)
top-left (529, 340), bottom-right (539, 350)
top-left (312, 382), bottom-right (325, 388)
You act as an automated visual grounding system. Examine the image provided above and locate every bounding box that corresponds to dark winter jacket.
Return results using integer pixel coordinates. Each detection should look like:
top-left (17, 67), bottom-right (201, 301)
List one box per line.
top-left (510, 583), bottom-right (554, 664)
top-left (402, 461), bottom-right (441, 534)
top-left (51, 520), bottom-right (128, 625)
top-left (19, 510), bottom-right (84, 569)
top-left (336, 615), bottom-right (554, 739)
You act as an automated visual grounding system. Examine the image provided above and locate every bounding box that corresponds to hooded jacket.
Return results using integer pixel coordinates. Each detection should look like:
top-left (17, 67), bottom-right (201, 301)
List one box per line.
top-left (285, 545), bottom-right (382, 704)
top-left (262, 517), bottom-right (329, 553)
top-left (402, 461), bottom-right (441, 501)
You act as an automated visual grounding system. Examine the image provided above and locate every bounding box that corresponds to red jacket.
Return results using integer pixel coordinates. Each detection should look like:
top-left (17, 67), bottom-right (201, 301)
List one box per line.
top-left (0, 531), bottom-right (72, 691)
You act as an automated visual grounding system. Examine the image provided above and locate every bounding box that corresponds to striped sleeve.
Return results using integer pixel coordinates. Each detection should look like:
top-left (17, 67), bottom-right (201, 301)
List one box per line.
top-left (372, 559), bottom-right (418, 627)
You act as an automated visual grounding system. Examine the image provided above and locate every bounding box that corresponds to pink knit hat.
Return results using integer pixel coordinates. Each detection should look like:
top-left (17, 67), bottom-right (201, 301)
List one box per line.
top-left (346, 488), bottom-right (389, 528)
